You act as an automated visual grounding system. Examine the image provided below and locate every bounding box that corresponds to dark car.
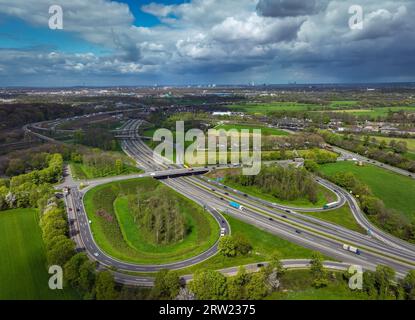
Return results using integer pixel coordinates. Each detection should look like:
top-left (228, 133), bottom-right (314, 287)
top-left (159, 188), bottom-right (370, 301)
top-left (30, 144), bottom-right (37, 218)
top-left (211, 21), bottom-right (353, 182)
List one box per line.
top-left (220, 197), bottom-right (224, 200)
top-left (284, 209), bottom-right (290, 213)
top-left (243, 194), bottom-right (248, 197)
top-left (211, 188), bottom-right (215, 192)
top-left (268, 217), bottom-right (273, 221)
top-left (282, 215), bottom-right (287, 218)
top-left (257, 263), bottom-right (264, 268)
top-left (224, 192), bottom-right (229, 195)
top-left (295, 229), bottom-right (302, 234)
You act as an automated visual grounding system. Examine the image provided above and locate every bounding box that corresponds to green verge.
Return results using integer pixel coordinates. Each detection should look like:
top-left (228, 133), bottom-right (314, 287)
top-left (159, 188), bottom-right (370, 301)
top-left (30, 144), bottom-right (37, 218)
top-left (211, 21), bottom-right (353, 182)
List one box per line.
top-left (83, 178), bottom-right (219, 264)
top-left (0, 209), bottom-right (78, 300)
top-left (318, 162), bottom-right (415, 220)
top-left (171, 213), bottom-right (316, 276)
top-left (301, 205), bottom-right (365, 234)
top-left (265, 269), bottom-right (368, 300)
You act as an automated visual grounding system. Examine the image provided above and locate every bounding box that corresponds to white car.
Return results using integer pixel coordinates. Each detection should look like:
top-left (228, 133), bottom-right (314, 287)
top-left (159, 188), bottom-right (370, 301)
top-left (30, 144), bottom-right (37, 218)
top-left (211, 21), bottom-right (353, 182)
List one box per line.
top-left (88, 220), bottom-right (92, 224)
top-left (150, 173), bottom-right (156, 176)
top-left (94, 252), bottom-right (99, 257)
top-left (220, 228), bottom-right (226, 237)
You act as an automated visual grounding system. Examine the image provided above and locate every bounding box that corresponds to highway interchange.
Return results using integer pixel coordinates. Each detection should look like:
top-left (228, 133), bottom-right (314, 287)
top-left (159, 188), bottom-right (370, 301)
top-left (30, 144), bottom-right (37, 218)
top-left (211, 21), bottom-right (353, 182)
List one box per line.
top-left (25, 116), bottom-right (415, 285)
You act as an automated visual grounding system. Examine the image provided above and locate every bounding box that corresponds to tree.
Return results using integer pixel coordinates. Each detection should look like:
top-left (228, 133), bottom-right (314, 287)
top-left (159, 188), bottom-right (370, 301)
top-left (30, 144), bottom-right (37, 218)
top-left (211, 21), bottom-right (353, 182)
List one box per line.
top-left (46, 238), bottom-right (75, 266)
top-left (64, 253), bottom-right (89, 288)
top-left (227, 266), bottom-right (250, 300)
top-left (245, 270), bottom-right (269, 300)
top-left (310, 251), bottom-right (328, 288)
top-left (151, 269), bottom-right (181, 300)
top-left (233, 234), bottom-right (252, 255)
top-left (374, 265), bottom-right (396, 299)
top-left (95, 271), bottom-right (118, 300)
top-left (218, 236), bottom-right (237, 257)
top-left (401, 270), bottom-right (415, 300)
top-left (190, 270), bottom-right (228, 300)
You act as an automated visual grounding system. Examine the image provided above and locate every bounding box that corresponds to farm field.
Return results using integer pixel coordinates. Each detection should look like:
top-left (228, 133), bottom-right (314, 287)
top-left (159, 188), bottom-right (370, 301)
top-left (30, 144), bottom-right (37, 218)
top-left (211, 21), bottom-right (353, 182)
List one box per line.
top-left (214, 123), bottom-right (289, 136)
top-left (328, 106), bottom-right (415, 118)
top-left (318, 162), bottom-right (415, 219)
top-left (83, 178), bottom-right (219, 264)
top-left (226, 101), bottom-right (359, 115)
top-left (0, 209), bottom-right (78, 300)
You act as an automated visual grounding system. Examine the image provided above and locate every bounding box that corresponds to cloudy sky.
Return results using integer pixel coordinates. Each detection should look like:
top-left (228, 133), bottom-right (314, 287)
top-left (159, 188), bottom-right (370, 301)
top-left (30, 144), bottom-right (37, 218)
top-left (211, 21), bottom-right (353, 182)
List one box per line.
top-left (0, 0), bottom-right (414, 86)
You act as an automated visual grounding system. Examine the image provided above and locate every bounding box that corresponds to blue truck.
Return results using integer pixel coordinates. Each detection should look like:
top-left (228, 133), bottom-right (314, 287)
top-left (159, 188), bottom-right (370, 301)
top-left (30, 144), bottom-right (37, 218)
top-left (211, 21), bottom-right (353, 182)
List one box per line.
top-left (229, 201), bottom-right (244, 211)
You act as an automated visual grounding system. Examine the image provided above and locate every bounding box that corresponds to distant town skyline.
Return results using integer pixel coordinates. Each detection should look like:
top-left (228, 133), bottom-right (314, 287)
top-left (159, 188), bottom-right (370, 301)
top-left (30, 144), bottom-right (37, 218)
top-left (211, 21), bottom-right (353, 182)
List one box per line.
top-left (0, 0), bottom-right (414, 86)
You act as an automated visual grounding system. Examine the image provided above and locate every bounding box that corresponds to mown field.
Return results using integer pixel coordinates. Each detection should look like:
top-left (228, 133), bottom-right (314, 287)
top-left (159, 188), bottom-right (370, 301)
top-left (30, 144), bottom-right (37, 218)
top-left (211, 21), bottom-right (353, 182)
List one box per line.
top-left (318, 162), bottom-right (415, 219)
top-left (214, 123), bottom-right (289, 136)
top-left (172, 214), bottom-right (316, 276)
top-left (83, 178), bottom-right (219, 264)
top-left (0, 209), bottom-right (78, 300)
top-left (226, 101), bottom-right (359, 115)
top-left (328, 106), bottom-right (415, 118)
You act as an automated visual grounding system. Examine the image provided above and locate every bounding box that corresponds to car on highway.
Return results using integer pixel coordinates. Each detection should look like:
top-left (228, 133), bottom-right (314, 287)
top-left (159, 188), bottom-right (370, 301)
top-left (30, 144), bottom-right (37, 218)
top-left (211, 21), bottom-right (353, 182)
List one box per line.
top-left (268, 217), bottom-right (273, 221)
top-left (150, 173), bottom-right (156, 176)
top-left (295, 229), bottom-right (302, 234)
top-left (94, 252), bottom-right (99, 257)
top-left (281, 215), bottom-right (287, 218)
top-left (220, 228), bottom-right (226, 237)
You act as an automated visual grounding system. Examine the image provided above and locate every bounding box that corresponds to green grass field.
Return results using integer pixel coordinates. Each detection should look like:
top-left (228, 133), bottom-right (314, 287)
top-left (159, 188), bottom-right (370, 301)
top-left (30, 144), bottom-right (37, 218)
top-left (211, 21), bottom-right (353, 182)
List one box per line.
top-left (226, 101), bottom-right (359, 115)
top-left (0, 209), bottom-right (78, 300)
top-left (318, 162), bottom-right (415, 219)
top-left (302, 205), bottom-right (364, 233)
top-left (83, 178), bottom-right (219, 264)
top-left (265, 269), bottom-right (368, 300)
top-left (214, 123), bottom-right (289, 136)
top-left (226, 102), bottom-right (320, 115)
top-left (328, 106), bottom-right (415, 118)
top-left (172, 214), bottom-right (316, 276)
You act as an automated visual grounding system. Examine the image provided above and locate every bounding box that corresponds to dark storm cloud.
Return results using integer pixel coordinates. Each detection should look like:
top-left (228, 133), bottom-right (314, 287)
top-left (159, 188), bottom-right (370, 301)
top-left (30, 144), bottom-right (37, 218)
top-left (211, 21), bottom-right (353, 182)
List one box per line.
top-left (256, 0), bottom-right (329, 17)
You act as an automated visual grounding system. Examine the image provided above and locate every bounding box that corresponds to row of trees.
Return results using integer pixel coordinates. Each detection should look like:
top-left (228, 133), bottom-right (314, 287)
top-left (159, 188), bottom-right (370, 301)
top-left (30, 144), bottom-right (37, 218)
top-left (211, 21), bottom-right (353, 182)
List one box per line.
top-left (151, 252), bottom-right (415, 300)
top-left (128, 186), bottom-right (188, 245)
top-left (71, 151), bottom-right (127, 178)
top-left (320, 131), bottom-right (415, 172)
top-left (323, 171), bottom-right (415, 243)
top-left (0, 153), bottom-right (63, 211)
top-left (151, 254), bottom-right (284, 300)
top-left (226, 165), bottom-right (319, 203)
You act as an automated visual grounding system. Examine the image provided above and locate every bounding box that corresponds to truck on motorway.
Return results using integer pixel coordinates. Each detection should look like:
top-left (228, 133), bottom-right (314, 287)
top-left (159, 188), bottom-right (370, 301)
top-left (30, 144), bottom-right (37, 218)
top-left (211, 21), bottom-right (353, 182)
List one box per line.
top-left (323, 202), bottom-right (337, 210)
top-left (343, 244), bottom-right (361, 255)
top-left (229, 201), bottom-right (244, 211)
